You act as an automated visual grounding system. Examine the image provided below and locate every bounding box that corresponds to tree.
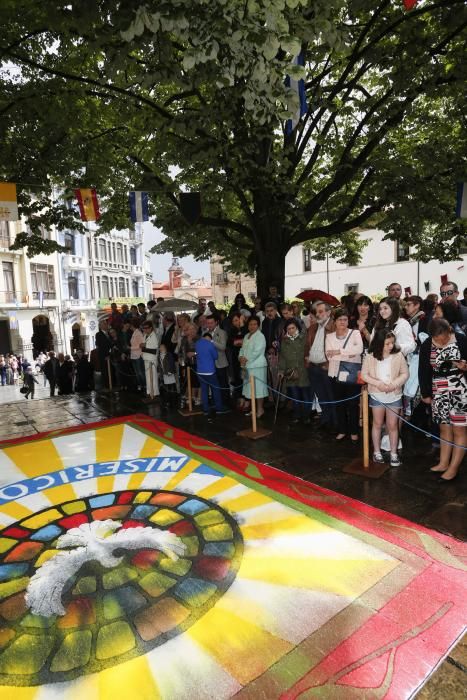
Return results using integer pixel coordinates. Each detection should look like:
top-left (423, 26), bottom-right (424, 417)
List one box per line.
top-left (1, 0), bottom-right (466, 295)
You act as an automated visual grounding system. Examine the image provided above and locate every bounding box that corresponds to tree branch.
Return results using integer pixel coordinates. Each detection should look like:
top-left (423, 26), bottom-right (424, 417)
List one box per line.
top-left (3, 50), bottom-right (173, 120)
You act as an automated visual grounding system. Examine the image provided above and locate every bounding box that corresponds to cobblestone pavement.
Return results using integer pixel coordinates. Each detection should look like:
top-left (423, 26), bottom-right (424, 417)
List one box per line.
top-left (0, 386), bottom-right (465, 697)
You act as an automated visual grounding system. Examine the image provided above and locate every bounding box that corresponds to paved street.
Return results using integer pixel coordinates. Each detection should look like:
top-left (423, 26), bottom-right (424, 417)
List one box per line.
top-left (0, 387), bottom-right (465, 696)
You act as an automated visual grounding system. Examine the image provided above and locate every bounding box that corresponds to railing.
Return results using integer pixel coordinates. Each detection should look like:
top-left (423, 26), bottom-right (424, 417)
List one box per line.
top-left (32, 291), bottom-right (56, 300)
top-left (0, 290), bottom-right (24, 303)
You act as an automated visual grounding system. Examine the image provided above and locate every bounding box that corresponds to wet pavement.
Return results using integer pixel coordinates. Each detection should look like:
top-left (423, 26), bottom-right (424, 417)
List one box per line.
top-left (0, 385), bottom-right (466, 697)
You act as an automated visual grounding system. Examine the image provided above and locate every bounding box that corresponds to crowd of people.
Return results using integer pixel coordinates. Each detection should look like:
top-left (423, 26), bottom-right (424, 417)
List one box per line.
top-left (2, 281), bottom-right (466, 479)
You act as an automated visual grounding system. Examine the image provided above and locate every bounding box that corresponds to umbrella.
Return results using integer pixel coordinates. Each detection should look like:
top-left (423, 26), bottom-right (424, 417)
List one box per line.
top-left (154, 298), bottom-right (199, 312)
top-left (296, 289), bottom-right (340, 306)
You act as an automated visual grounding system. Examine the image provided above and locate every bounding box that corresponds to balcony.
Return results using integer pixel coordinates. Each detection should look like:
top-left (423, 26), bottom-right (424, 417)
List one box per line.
top-left (0, 290), bottom-right (26, 305)
top-left (32, 291), bottom-right (56, 301)
top-left (62, 253), bottom-right (87, 268)
top-left (62, 298), bottom-right (96, 310)
top-left (216, 273), bottom-right (229, 285)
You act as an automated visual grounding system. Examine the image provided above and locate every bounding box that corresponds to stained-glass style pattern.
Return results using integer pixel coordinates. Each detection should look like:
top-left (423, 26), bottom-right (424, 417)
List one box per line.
top-left (0, 416), bottom-right (464, 699)
top-left (0, 491), bottom-right (242, 685)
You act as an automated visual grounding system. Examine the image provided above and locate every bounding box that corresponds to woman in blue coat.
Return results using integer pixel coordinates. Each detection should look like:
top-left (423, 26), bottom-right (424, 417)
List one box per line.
top-left (239, 316), bottom-right (268, 417)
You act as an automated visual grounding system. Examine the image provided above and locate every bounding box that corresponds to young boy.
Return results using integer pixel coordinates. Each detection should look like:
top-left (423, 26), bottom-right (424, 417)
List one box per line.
top-left (195, 334), bottom-right (229, 417)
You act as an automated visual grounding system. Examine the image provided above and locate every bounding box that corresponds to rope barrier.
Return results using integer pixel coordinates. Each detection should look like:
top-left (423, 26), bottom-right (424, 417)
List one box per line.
top-left (103, 356), bottom-right (467, 450)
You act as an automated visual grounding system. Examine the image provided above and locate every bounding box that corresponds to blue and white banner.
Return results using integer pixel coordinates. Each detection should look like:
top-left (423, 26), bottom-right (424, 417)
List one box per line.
top-left (456, 182), bottom-right (467, 219)
top-left (129, 190), bottom-right (149, 222)
top-left (285, 51), bottom-right (308, 136)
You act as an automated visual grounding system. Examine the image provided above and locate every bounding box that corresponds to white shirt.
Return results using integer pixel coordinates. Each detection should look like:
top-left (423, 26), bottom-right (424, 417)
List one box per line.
top-left (309, 320), bottom-right (328, 364)
top-left (371, 356), bottom-right (402, 404)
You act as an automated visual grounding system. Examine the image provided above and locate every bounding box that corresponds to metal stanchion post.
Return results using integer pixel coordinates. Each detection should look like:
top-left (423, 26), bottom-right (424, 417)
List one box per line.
top-left (179, 366), bottom-right (203, 417)
top-left (237, 374), bottom-right (271, 440)
top-left (344, 384), bottom-right (388, 478)
top-left (106, 357), bottom-right (113, 392)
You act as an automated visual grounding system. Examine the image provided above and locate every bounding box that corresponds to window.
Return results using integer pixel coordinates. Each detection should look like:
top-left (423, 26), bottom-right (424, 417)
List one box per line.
top-left (0, 221), bottom-right (9, 248)
top-left (96, 276), bottom-right (101, 298)
top-left (112, 242), bottom-right (116, 262)
top-left (124, 247), bottom-right (128, 264)
top-left (2, 262), bottom-right (15, 302)
top-left (116, 243), bottom-right (123, 264)
top-left (64, 232), bottom-right (75, 254)
top-left (130, 248), bottom-right (137, 265)
top-left (101, 275), bottom-right (109, 298)
top-left (87, 237), bottom-right (91, 259)
top-left (303, 247), bottom-right (312, 272)
top-left (94, 238), bottom-right (99, 259)
top-left (118, 277), bottom-right (126, 296)
top-left (30, 264), bottom-right (56, 299)
top-left (396, 241), bottom-right (410, 262)
top-left (132, 280), bottom-right (139, 296)
top-left (107, 241), bottom-right (112, 261)
top-left (99, 239), bottom-right (106, 260)
top-left (68, 275), bottom-right (79, 299)
top-left (126, 278), bottom-right (130, 296)
top-left (223, 295), bottom-right (229, 304)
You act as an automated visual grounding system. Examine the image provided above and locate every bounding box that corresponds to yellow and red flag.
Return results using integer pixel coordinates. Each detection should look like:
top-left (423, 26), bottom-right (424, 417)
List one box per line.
top-left (0, 182), bottom-right (19, 221)
top-left (74, 188), bottom-right (100, 221)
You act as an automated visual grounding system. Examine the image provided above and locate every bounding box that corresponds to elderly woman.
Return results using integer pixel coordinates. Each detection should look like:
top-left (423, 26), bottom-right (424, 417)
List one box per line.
top-left (326, 308), bottom-right (363, 442)
top-left (278, 320), bottom-right (310, 424)
top-left (239, 316), bottom-right (268, 417)
top-left (419, 318), bottom-right (467, 481)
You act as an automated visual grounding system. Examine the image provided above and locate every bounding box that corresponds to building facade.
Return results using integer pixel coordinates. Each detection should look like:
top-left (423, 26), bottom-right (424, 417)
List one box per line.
top-left (285, 229), bottom-right (467, 299)
top-left (58, 223), bottom-right (151, 352)
top-left (210, 256), bottom-right (256, 306)
top-left (0, 219), bottom-right (152, 360)
top-left (210, 231), bottom-right (467, 304)
top-left (152, 258), bottom-right (212, 303)
top-left (0, 219), bottom-right (64, 359)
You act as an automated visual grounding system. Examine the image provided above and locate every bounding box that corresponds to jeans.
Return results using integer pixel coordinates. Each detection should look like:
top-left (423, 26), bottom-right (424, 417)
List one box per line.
top-left (308, 365), bottom-right (337, 426)
top-left (132, 358), bottom-right (146, 390)
top-left (333, 380), bottom-right (360, 434)
top-left (199, 373), bottom-right (223, 413)
top-left (0, 368), bottom-right (6, 386)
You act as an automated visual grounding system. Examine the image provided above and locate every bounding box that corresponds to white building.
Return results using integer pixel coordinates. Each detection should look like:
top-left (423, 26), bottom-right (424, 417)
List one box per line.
top-left (285, 229), bottom-right (467, 299)
top-left (0, 219), bottom-right (64, 359)
top-left (58, 223), bottom-right (151, 352)
top-left (0, 218), bottom-right (152, 360)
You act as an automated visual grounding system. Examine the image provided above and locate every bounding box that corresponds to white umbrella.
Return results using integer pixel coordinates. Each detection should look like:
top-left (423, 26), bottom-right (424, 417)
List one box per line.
top-left (154, 299), bottom-right (199, 312)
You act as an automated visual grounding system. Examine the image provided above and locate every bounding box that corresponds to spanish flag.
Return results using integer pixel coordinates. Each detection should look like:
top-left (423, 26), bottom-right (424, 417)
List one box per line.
top-left (403, 0), bottom-right (418, 9)
top-left (74, 188), bottom-right (100, 221)
top-left (0, 183), bottom-right (19, 221)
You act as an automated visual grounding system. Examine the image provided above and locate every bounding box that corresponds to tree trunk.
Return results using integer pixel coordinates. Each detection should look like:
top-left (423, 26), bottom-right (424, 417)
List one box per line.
top-left (255, 244), bottom-right (287, 301)
top-left (251, 189), bottom-right (290, 302)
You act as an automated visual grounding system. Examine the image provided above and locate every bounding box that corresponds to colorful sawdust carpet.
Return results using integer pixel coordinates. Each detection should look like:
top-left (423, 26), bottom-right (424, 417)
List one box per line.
top-left (0, 415), bottom-right (464, 698)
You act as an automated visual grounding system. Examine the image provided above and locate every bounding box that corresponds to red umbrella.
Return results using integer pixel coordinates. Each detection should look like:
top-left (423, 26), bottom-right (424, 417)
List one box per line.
top-left (296, 289), bottom-right (340, 306)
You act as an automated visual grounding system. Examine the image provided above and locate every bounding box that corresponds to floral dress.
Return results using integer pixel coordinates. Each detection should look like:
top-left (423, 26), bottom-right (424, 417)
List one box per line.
top-left (430, 341), bottom-right (467, 425)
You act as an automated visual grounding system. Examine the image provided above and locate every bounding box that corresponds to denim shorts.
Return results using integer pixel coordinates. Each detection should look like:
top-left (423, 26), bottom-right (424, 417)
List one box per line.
top-left (369, 396), bottom-right (402, 409)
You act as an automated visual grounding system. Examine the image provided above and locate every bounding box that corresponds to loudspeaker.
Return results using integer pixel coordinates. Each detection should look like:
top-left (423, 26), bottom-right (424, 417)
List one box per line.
top-left (180, 192), bottom-right (201, 224)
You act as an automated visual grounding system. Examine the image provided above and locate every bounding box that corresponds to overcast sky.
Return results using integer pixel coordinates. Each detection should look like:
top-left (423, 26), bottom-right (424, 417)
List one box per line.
top-left (143, 222), bottom-right (210, 282)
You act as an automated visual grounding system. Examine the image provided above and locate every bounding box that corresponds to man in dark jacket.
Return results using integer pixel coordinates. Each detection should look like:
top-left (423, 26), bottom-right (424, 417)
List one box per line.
top-left (43, 351), bottom-right (59, 396)
top-left (95, 320), bottom-right (113, 388)
top-left (160, 311), bottom-right (177, 355)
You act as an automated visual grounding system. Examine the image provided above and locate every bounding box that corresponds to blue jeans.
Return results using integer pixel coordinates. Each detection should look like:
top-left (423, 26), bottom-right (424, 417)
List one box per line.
top-left (132, 357), bottom-right (146, 390)
top-left (308, 365), bottom-right (337, 426)
top-left (199, 373), bottom-right (223, 414)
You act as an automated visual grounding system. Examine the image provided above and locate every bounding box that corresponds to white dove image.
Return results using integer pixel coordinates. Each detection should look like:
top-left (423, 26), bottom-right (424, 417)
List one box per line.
top-left (25, 519), bottom-right (186, 617)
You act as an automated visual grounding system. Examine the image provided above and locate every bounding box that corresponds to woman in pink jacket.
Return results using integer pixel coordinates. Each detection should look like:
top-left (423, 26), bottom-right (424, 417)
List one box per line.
top-left (326, 309), bottom-right (363, 443)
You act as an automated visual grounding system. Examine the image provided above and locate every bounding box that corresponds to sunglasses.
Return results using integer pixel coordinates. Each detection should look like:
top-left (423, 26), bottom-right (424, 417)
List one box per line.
top-left (440, 290), bottom-right (455, 297)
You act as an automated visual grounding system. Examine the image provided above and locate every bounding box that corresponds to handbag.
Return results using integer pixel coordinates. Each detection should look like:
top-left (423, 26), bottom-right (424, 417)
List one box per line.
top-left (20, 386), bottom-right (28, 394)
top-left (338, 331), bottom-right (361, 384)
top-left (284, 367), bottom-right (299, 381)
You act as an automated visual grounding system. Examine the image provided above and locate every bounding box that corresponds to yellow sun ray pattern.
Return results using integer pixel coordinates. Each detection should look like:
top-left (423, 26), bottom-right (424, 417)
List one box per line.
top-left (0, 422), bottom-right (408, 699)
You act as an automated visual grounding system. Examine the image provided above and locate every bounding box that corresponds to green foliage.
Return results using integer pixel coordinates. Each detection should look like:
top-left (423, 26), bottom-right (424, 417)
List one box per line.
top-left (0, 0), bottom-right (466, 289)
top-left (303, 230), bottom-right (369, 266)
